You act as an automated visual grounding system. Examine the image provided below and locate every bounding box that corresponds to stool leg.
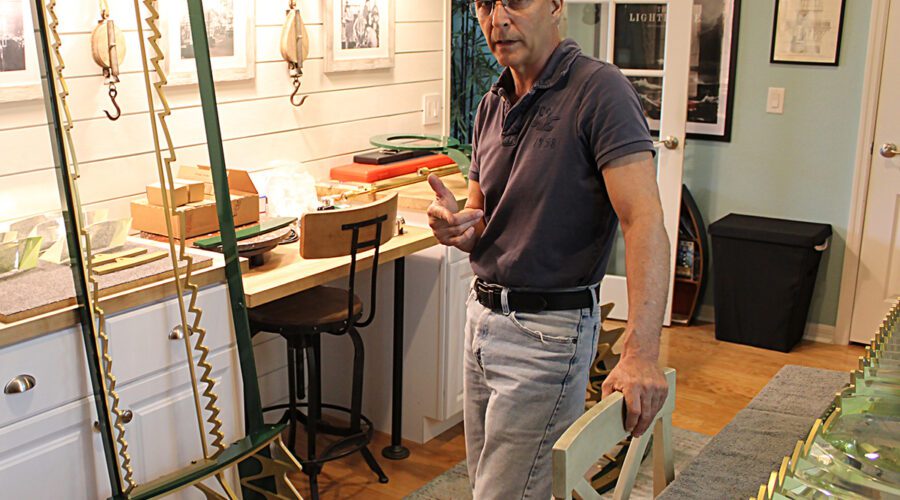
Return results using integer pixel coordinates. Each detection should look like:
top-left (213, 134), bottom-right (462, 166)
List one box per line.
top-left (286, 341), bottom-right (298, 456)
top-left (347, 327), bottom-right (364, 432)
top-left (347, 327), bottom-right (389, 483)
top-left (305, 342), bottom-right (321, 500)
top-left (361, 446), bottom-right (389, 484)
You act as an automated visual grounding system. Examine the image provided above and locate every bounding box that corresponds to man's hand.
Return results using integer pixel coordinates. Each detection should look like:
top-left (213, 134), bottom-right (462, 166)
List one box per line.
top-left (601, 354), bottom-right (669, 437)
top-left (427, 174), bottom-right (483, 252)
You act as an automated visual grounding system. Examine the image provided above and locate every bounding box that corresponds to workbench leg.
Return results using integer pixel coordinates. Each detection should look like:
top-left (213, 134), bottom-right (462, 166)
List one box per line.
top-left (382, 258), bottom-right (411, 460)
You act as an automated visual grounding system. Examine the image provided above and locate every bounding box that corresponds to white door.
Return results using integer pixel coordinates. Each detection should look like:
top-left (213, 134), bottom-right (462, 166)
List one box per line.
top-left (565, 0), bottom-right (693, 325)
top-left (850, 2), bottom-right (900, 343)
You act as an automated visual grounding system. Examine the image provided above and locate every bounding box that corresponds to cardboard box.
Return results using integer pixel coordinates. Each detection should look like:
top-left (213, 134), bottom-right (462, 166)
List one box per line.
top-left (131, 166), bottom-right (260, 238)
top-left (175, 179), bottom-right (205, 203)
top-left (146, 182), bottom-right (190, 207)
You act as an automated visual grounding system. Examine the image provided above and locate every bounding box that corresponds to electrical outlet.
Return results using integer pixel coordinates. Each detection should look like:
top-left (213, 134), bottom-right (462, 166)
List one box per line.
top-left (767, 87), bottom-right (785, 114)
top-left (422, 94), bottom-right (441, 126)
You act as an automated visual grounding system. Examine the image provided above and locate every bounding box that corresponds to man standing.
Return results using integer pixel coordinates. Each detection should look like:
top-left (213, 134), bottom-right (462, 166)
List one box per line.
top-left (427, 0), bottom-right (670, 498)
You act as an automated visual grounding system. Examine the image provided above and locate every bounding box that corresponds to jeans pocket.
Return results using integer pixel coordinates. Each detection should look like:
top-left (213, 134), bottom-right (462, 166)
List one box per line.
top-left (508, 309), bottom-right (582, 345)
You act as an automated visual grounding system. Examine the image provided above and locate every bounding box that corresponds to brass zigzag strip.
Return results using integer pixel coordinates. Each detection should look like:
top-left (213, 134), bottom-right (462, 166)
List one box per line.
top-left (45, 0), bottom-right (135, 492)
top-left (137, 0), bottom-right (225, 458)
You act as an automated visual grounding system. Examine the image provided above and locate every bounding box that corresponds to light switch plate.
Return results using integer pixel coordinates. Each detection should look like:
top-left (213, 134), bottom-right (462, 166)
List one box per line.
top-left (767, 87), bottom-right (785, 114)
top-left (423, 93), bottom-right (441, 125)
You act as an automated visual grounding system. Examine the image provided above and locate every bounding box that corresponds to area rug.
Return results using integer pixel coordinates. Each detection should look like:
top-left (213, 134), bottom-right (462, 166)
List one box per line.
top-left (405, 427), bottom-right (711, 499)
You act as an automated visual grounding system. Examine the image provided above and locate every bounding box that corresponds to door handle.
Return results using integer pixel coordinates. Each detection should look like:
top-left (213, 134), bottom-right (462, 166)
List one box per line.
top-left (654, 136), bottom-right (679, 150)
top-left (4, 374), bottom-right (36, 394)
top-left (880, 143), bottom-right (898, 159)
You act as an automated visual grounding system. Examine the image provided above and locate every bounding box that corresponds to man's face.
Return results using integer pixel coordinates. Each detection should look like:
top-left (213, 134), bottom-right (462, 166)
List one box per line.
top-left (477, 0), bottom-right (561, 70)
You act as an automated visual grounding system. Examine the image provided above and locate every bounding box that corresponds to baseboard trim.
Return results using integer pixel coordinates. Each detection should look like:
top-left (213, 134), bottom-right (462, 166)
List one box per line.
top-left (804, 323), bottom-right (836, 344)
top-left (691, 305), bottom-right (836, 344)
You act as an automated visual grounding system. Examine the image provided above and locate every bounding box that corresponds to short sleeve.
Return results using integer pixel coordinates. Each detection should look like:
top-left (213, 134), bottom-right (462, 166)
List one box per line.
top-left (467, 96), bottom-right (490, 183)
top-left (578, 65), bottom-right (656, 170)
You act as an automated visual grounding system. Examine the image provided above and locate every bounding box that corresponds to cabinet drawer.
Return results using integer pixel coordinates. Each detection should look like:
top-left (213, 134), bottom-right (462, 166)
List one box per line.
top-left (0, 327), bottom-right (91, 429)
top-left (106, 284), bottom-right (234, 387)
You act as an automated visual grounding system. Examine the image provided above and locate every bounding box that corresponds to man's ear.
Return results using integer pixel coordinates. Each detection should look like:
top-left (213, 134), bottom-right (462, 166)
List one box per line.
top-left (550, 0), bottom-right (564, 23)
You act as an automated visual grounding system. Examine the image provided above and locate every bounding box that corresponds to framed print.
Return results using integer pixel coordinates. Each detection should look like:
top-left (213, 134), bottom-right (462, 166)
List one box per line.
top-left (612, 0), bottom-right (741, 142)
top-left (771, 0), bottom-right (845, 65)
top-left (324, 0), bottom-right (394, 73)
top-left (161, 0), bottom-right (255, 85)
top-left (0, 0), bottom-right (41, 102)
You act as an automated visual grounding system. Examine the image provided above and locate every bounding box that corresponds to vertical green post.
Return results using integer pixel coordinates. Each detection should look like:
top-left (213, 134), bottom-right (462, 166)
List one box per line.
top-left (185, 0), bottom-right (264, 433)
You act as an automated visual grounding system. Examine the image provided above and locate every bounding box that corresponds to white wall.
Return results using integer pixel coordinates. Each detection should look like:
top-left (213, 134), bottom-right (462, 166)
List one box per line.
top-left (0, 1), bottom-right (446, 224)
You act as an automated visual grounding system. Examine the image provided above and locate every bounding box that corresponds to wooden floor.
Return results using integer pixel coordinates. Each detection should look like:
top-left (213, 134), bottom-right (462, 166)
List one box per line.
top-left (285, 322), bottom-right (864, 499)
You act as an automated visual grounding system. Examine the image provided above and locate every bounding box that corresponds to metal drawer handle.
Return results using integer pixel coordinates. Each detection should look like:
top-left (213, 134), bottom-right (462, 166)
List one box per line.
top-left (4, 374), bottom-right (36, 394)
top-left (169, 325), bottom-right (193, 340)
top-left (93, 409), bottom-right (133, 432)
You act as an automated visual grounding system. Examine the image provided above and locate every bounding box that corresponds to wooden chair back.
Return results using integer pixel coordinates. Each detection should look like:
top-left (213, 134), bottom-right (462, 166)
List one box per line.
top-left (299, 193), bottom-right (398, 259)
top-left (552, 367), bottom-right (677, 500)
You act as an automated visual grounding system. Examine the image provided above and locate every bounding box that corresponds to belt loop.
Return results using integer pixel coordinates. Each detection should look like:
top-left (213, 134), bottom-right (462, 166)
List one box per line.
top-left (589, 283), bottom-right (599, 316)
top-left (500, 287), bottom-right (511, 316)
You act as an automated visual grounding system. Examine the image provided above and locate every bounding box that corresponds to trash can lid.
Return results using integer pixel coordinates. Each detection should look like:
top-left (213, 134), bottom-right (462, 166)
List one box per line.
top-left (708, 214), bottom-right (832, 247)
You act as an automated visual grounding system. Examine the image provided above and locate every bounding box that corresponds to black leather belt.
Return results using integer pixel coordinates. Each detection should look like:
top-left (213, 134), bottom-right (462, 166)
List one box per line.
top-left (474, 278), bottom-right (595, 313)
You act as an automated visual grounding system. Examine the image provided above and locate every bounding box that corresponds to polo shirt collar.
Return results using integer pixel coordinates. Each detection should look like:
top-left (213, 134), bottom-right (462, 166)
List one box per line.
top-left (490, 38), bottom-right (582, 97)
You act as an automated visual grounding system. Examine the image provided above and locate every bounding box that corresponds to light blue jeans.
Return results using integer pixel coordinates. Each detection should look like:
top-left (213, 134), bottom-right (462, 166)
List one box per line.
top-left (464, 283), bottom-right (601, 499)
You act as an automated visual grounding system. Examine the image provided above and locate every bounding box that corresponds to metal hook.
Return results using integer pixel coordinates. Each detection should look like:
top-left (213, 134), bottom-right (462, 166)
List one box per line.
top-left (104, 85), bottom-right (121, 121)
top-left (290, 77), bottom-right (307, 107)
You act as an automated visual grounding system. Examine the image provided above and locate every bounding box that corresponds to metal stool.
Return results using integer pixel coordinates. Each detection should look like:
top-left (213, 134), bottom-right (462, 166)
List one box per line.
top-left (249, 194), bottom-right (399, 499)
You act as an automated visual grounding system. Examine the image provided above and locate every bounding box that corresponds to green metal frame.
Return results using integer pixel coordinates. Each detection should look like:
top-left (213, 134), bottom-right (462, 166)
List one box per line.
top-left (32, 0), bottom-right (284, 496)
top-left (31, 0), bottom-right (123, 495)
top-left (186, 2), bottom-right (280, 497)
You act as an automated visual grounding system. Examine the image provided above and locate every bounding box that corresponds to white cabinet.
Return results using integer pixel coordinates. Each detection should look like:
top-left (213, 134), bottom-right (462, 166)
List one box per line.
top-left (0, 284), bottom-right (243, 499)
top-left (441, 256), bottom-right (473, 419)
top-left (0, 397), bottom-right (110, 499)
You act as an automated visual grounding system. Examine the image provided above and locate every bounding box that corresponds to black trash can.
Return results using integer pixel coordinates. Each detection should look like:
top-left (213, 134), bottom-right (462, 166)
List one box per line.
top-left (708, 214), bottom-right (832, 352)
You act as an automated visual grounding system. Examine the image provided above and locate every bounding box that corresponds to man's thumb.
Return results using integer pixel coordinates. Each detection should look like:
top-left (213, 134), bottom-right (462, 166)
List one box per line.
top-left (427, 174), bottom-right (453, 200)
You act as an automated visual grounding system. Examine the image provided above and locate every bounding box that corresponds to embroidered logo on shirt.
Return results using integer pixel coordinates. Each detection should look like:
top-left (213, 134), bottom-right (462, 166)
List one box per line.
top-left (536, 137), bottom-right (557, 150)
top-left (532, 105), bottom-right (561, 132)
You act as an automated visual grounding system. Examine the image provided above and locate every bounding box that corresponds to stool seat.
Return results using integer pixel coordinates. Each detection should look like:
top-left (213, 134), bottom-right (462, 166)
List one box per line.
top-left (248, 286), bottom-right (363, 335)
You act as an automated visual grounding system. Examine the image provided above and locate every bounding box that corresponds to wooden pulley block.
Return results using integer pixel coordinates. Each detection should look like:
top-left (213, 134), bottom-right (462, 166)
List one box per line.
top-left (91, 19), bottom-right (126, 73)
top-left (280, 9), bottom-right (310, 67)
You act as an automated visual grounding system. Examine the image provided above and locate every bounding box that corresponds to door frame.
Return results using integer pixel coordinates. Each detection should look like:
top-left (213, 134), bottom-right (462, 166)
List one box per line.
top-left (834, 0), bottom-right (891, 345)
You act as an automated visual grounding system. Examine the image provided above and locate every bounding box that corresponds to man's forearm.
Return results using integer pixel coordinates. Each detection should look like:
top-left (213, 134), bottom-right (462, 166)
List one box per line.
top-left (620, 214), bottom-right (670, 361)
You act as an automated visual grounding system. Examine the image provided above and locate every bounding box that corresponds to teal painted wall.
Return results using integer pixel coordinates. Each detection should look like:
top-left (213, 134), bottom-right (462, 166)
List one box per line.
top-left (683, 0), bottom-right (871, 326)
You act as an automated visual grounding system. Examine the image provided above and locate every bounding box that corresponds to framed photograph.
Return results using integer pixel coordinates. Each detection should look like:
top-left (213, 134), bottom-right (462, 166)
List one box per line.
top-left (0, 0), bottom-right (41, 103)
top-left (324, 0), bottom-right (394, 73)
top-left (161, 0), bottom-right (255, 85)
top-left (613, 1), bottom-right (741, 142)
top-left (771, 0), bottom-right (845, 66)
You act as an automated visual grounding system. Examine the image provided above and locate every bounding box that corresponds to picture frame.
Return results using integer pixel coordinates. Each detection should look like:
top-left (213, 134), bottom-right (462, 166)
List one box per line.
top-left (0, 0), bottom-right (42, 103)
top-left (160, 0), bottom-right (255, 86)
top-left (611, 0), bottom-right (741, 142)
top-left (770, 0), bottom-right (845, 66)
top-left (324, 0), bottom-right (395, 73)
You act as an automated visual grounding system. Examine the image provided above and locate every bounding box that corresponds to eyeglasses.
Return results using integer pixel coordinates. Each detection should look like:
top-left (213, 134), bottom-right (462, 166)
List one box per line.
top-left (469, 0), bottom-right (531, 18)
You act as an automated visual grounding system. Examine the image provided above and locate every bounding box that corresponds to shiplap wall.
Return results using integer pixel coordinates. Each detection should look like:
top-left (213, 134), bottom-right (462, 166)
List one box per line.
top-left (0, 1), bottom-right (446, 224)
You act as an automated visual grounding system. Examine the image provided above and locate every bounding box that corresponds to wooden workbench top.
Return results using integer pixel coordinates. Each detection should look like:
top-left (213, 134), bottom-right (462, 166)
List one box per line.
top-left (242, 225), bottom-right (438, 308)
top-left (0, 244), bottom-right (235, 349)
